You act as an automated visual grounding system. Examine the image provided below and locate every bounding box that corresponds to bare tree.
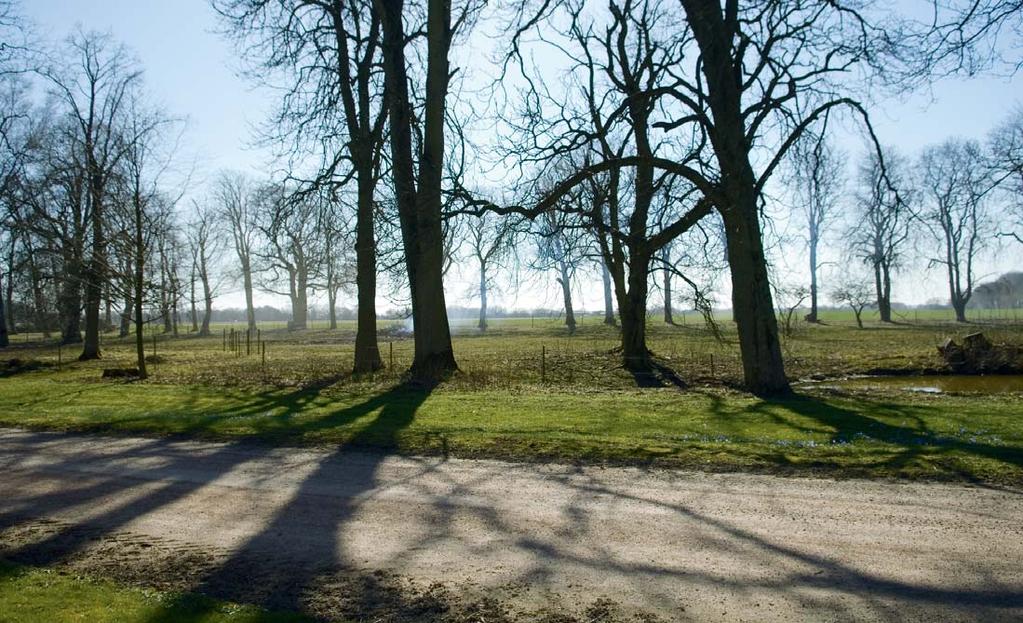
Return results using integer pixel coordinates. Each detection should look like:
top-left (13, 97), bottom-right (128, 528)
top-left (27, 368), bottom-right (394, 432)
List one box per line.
top-left (187, 202), bottom-right (221, 336)
top-left (214, 0), bottom-right (388, 372)
top-left (215, 171), bottom-right (258, 331)
top-left (990, 106), bottom-right (1023, 244)
top-left (375, 0), bottom-right (481, 378)
top-left (465, 211), bottom-right (518, 332)
top-left (44, 30), bottom-right (143, 360)
top-left (919, 138), bottom-right (993, 322)
top-left (831, 278), bottom-right (874, 329)
top-left (849, 149), bottom-right (913, 323)
top-left (255, 184), bottom-right (321, 330)
top-left (785, 134), bottom-right (843, 323)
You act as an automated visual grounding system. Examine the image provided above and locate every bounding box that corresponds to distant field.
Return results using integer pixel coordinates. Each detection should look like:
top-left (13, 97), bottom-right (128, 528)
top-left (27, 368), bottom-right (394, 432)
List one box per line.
top-left (1, 313), bottom-right (1021, 484)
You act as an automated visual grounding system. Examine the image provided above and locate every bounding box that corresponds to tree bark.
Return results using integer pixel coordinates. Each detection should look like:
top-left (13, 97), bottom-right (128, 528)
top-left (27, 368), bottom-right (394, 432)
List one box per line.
top-left (377, 0), bottom-right (457, 379)
top-left (662, 248), bottom-right (674, 325)
top-left (601, 259), bottom-right (615, 326)
top-left (682, 0), bottom-right (789, 394)
top-left (0, 269), bottom-right (8, 348)
top-left (353, 174), bottom-right (383, 371)
top-left (807, 231), bottom-right (819, 322)
top-left (241, 259), bottom-right (256, 331)
top-left (478, 258), bottom-right (488, 331)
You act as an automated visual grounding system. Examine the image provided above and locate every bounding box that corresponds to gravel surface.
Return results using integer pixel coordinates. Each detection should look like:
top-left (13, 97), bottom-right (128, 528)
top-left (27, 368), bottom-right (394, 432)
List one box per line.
top-left (1, 428), bottom-right (1021, 622)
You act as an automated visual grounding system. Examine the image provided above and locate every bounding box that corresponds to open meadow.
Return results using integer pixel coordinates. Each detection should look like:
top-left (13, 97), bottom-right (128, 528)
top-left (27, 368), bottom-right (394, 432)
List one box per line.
top-left (3, 311), bottom-right (1021, 485)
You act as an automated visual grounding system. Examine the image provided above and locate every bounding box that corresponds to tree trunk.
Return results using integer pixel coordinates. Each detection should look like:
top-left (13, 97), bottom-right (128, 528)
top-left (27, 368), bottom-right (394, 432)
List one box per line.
top-left (377, 0), bottom-right (457, 379)
top-left (557, 258), bottom-right (576, 334)
top-left (133, 195), bottom-right (148, 379)
top-left (80, 170), bottom-right (105, 360)
top-left (722, 203), bottom-right (789, 395)
top-left (119, 294), bottom-right (132, 338)
top-left (601, 260), bottom-right (615, 326)
top-left (619, 251), bottom-right (651, 370)
top-left (662, 249), bottom-right (674, 325)
top-left (60, 279), bottom-right (82, 345)
top-left (200, 270), bottom-right (213, 337)
top-left (291, 270), bottom-right (308, 329)
top-left (189, 266), bottom-right (199, 332)
top-left (0, 269), bottom-right (7, 348)
top-left (879, 263), bottom-right (893, 323)
top-left (807, 233), bottom-right (819, 322)
top-left (853, 308), bottom-right (863, 329)
top-left (353, 172), bottom-right (382, 371)
top-left (241, 258), bottom-right (256, 331)
top-left (681, 0), bottom-right (789, 394)
top-left (328, 288), bottom-right (338, 330)
top-left (478, 259), bottom-right (488, 331)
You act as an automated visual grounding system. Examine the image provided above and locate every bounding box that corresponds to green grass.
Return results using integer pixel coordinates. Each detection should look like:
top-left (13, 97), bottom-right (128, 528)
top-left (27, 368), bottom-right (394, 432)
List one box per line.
top-left (0, 560), bottom-right (311, 623)
top-left (2, 315), bottom-right (1022, 484)
top-left (0, 371), bottom-right (1020, 484)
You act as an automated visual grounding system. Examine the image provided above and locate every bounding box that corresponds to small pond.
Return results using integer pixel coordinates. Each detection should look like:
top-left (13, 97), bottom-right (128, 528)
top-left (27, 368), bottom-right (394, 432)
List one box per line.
top-left (800, 375), bottom-right (1023, 394)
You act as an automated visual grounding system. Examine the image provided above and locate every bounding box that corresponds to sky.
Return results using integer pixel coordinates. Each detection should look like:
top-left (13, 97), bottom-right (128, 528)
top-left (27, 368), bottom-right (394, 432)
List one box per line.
top-left (19, 0), bottom-right (1023, 313)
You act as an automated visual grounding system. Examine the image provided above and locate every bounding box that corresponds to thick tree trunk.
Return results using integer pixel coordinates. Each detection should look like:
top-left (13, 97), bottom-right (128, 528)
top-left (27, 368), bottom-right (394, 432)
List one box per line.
top-left (60, 280), bottom-right (82, 345)
top-left (876, 263), bottom-right (892, 323)
top-left (241, 259), bottom-right (256, 331)
top-left (722, 205), bottom-right (789, 394)
top-left (80, 270), bottom-right (102, 359)
top-left (291, 271), bottom-right (308, 330)
top-left (662, 249), bottom-right (674, 325)
top-left (133, 199), bottom-right (148, 379)
top-left (353, 175), bottom-right (382, 372)
top-left (0, 270), bottom-right (7, 348)
top-left (557, 259), bottom-right (576, 334)
top-left (328, 288), bottom-right (338, 330)
top-left (620, 251), bottom-right (651, 370)
top-left (80, 167), bottom-right (105, 360)
top-left (377, 0), bottom-right (457, 379)
top-left (119, 294), bottom-right (132, 338)
top-left (189, 267), bottom-right (199, 332)
top-left (601, 260), bottom-right (615, 326)
top-left (200, 274), bottom-right (212, 337)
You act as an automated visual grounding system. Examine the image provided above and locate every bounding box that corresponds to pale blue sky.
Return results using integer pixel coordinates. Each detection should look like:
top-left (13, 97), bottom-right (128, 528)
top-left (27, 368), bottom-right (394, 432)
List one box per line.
top-left (20, 0), bottom-right (1023, 310)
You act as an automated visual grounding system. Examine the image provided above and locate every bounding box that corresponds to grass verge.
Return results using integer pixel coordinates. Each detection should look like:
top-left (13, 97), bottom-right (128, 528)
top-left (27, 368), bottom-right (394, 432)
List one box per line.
top-left (0, 374), bottom-right (1020, 485)
top-left (0, 559), bottom-right (310, 623)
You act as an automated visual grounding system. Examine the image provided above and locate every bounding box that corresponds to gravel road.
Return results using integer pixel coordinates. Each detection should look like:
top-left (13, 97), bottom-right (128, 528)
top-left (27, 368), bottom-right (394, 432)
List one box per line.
top-left (1, 428), bottom-right (1021, 621)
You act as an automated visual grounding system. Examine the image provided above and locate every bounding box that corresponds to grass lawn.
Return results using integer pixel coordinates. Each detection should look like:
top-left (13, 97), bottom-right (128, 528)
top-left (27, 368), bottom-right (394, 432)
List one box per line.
top-left (1, 315), bottom-right (1021, 484)
top-left (0, 560), bottom-right (311, 623)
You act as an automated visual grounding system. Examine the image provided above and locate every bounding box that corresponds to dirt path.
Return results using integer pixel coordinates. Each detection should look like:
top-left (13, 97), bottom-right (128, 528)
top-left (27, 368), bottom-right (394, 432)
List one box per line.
top-left (1, 428), bottom-right (1021, 622)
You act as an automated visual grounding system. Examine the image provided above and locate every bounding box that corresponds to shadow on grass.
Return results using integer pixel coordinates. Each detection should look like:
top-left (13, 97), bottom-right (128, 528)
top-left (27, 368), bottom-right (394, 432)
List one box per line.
top-left (0, 381), bottom-right (436, 621)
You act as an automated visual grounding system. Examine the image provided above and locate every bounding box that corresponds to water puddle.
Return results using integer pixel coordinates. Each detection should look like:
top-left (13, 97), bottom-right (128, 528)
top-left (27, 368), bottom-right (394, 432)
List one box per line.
top-left (801, 375), bottom-right (1023, 394)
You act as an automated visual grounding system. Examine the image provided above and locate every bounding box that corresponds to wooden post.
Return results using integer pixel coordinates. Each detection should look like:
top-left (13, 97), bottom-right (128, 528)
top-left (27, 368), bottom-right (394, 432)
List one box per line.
top-left (246, 329), bottom-right (251, 356)
top-left (257, 329), bottom-right (261, 353)
top-left (57, 343), bottom-right (62, 371)
top-left (262, 341), bottom-right (266, 369)
top-left (710, 353), bottom-right (715, 377)
top-left (541, 344), bottom-right (546, 383)
top-left (223, 328), bottom-right (226, 351)
top-left (152, 334), bottom-right (157, 360)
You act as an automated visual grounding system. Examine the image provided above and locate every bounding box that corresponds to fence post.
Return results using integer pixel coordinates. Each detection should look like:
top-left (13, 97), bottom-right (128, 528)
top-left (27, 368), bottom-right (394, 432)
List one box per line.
top-left (389, 341), bottom-right (394, 369)
top-left (223, 328), bottom-right (226, 352)
top-left (152, 334), bottom-right (157, 360)
top-left (541, 344), bottom-right (546, 383)
top-left (262, 341), bottom-right (266, 369)
top-left (246, 329), bottom-right (251, 356)
top-left (57, 343), bottom-right (62, 371)
top-left (710, 353), bottom-right (715, 377)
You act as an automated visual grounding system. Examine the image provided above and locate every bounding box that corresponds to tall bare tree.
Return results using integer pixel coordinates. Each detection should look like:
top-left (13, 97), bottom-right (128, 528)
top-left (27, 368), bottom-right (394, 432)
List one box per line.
top-left (214, 0), bottom-right (388, 372)
top-left (44, 31), bottom-right (142, 360)
top-left (919, 138), bottom-right (992, 322)
top-left (375, 0), bottom-right (478, 378)
top-left (849, 149), bottom-right (913, 323)
top-left (785, 134), bottom-right (843, 323)
top-left (215, 171), bottom-right (258, 331)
